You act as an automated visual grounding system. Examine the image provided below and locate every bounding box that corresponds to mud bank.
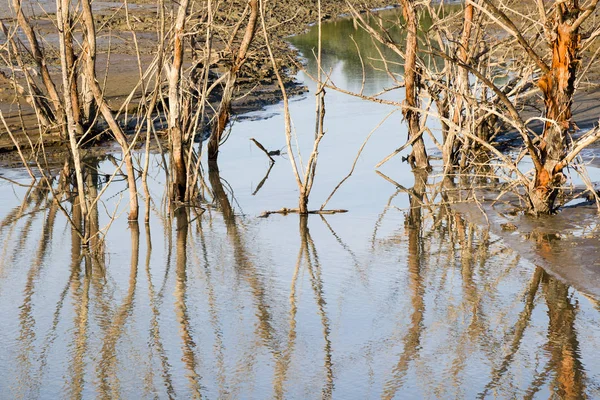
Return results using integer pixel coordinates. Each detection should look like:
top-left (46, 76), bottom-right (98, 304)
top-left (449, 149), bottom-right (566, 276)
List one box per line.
top-left (0, 0), bottom-right (394, 159)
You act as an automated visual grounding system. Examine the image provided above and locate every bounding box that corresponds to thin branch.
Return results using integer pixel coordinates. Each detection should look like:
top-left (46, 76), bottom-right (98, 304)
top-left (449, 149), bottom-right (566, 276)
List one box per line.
top-left (250, 138), bottom-right (275, 163)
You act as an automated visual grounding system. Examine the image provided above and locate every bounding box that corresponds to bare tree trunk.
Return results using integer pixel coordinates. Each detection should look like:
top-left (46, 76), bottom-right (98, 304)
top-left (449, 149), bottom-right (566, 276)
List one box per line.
top-left (64, 13), bottom-right (82, 127)
top-left (167, 0), bottom-right (190, 201)
top-left (400, 0), bottom-right (429, 170)
top-left (56, 0), bottom-right (88, 242)
top-left (530, 4), bottom-right (582, 214)
top-left (80, 70), bottom-right (97, 125)
top-left (80, 0), bottom-right (139, 221)
top-left (447, 2), bottom-right (475, 167)
top-left (299, 189), bottom-right (309, 215)
top-left (12, 0), bottom-right (66, 135)
top-left (207, 0), bottom-right (259, 162)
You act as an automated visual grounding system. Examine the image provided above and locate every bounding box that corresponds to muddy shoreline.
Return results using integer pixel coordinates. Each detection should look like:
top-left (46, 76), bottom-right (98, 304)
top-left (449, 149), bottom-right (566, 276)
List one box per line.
top-left (0, 0), bottom-right (394, 161)
top-left (1, 1), bottom-right (600, 161)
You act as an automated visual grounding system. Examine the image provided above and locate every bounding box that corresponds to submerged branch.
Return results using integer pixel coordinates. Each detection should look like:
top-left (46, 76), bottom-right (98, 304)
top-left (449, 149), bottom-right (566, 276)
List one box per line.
top-left (258, 208), bottom-right (348, 218)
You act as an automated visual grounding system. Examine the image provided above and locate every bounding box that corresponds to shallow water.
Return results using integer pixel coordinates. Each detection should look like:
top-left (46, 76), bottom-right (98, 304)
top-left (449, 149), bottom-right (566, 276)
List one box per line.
top-left (1, 9), bottom-right (600, 399)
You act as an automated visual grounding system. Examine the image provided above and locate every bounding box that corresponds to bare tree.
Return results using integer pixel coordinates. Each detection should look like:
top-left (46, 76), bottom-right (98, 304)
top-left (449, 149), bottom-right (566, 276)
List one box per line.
top-left (528, 0), bottom-right (600, 213)
top-left (56, 0), bottom-right (89, 239)
top-left (80, 0), bottom-right (139, 221)
top-left (207, 0), bottom-right (259, 164)
top-left (347, 0), bottom-right (600, 215)
top-left (10, 0), bottom-right (66, 134)
top-left (400, 0), bottom-right (429, 170)
top-left (259, 0), bottom-right (345, 216)
top-left (467, 0), bottom-right (600, 213)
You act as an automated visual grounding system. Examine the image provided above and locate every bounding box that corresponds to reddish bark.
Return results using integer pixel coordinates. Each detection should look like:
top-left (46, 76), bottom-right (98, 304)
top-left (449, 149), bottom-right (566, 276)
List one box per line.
top-left (531, 5), bottom-right (582, 214)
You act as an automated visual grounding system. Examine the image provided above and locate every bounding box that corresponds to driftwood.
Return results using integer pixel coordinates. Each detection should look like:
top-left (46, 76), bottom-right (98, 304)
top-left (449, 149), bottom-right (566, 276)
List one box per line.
top-left (258, 208), bottom-right (348, 218)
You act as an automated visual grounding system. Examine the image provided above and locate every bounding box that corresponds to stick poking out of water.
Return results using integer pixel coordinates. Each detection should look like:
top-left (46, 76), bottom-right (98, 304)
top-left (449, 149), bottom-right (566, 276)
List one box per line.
top-left (250, 138), bottom-right (276, 163)
top-left (258, 208), bottom-right (348, 218)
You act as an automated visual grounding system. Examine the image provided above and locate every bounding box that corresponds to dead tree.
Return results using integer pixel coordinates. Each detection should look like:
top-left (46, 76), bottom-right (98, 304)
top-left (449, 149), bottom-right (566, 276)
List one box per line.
top-left (3, 0), bottom-right (141, 222)
top-left (475, 0), bottom-right (600, 214)
top-left (0, 23), bottom-right (54, 127)
top-left (10, 0), bottom-right (66, 134)
top-left (166, 0), bottom-right (259, 200)
top-left (400, 0), bottom-right (430, 170)
top-left (408, 0), bottom-right (600, 214)
top-left (529, 0), bottom-right (599, 214)
top-left (445, 1), bottom-right (476, 167)
top-left (167, 0), bottom-right (191, 201)
top-left (207, 0), bottom-right (259, 164)
top-left (260, 0), bottom-right (329, 215)
top-left (345, 1), bottom-right (432, 169)
top-left (56, 0), bottom-right (89, 240)
top-left (80, 0), bottom-right (139, 221)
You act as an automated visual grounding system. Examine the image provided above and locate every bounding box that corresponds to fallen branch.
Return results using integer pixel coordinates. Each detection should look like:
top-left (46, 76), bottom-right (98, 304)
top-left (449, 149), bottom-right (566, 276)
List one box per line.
top-left (258, 208), bottom-right (348, 218)
top-left (250, 137), bottom-right (275, 163)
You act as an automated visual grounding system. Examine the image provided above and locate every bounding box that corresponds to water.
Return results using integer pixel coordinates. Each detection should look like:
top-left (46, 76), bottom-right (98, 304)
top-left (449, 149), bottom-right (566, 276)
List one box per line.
top-left (1, 9), bottom-right (600, 399)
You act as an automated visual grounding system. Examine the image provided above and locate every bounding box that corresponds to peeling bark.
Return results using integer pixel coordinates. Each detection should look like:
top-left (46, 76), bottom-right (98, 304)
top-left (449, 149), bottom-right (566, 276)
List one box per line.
top-left (531, 3), bottom-right (582, 214)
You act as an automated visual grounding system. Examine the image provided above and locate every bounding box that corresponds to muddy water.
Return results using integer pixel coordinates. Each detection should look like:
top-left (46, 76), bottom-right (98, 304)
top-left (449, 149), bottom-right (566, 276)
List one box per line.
top-left (1, 9), bottom-right (600, 399)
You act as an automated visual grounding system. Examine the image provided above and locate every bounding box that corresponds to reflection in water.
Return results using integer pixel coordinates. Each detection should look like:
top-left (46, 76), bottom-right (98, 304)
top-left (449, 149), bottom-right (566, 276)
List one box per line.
top-left (1, 2), bottom-right (599, 394)
top-left (272, 227), bottom-right (299, 400)
top-left (478, 267), bottom-right (542, 398)
top-left (382, 171), bottom-right (426, 399)
top-left (209, 164), bottom-right (279, 392)
top-left (299, 216), bottom-right (334, 399)
top-left (16, 183), bottom-right (56, 399)
top-left (0, 160), bottom-right (600, 398)
top-left (540, 272), bottom-right (586, 399)
top-left (97, 222), bottom-right (139, 398)
top-left (67, 199), bottom-right (88, 400)
top-left (174, 209), bottom-right (203, 398)
top-left (288, 7), bottom-right (450, 95)
top-left (252, 162), bottom-right (274, 196)
top-left (3, 0), bottom-right (600, 383)
top-left (144, 222), bottom-right (176, 399)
